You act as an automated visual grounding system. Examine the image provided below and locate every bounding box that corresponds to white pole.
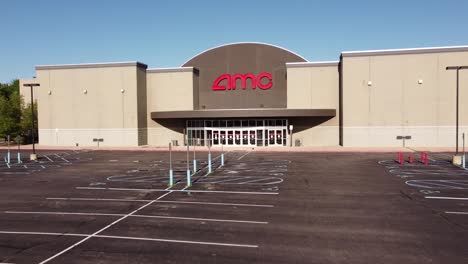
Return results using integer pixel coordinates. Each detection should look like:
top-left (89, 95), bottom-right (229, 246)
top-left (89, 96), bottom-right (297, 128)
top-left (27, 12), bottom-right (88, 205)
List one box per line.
top-left (463, 133), bottom-right (466, 169)
top-left (193, 138), bottom-right (197, 173)
top-left (17, 135), bottom-right (21, 163)
top-left (221, 141), bottom-right (224, 167)
top-left (7, 135), bottom-right (11, 164)
top-left (208, 137), bottom-right (212, 173)
top-left (169, 142), bottom-right (173, 187)
top-left (186, 139), bottom-right (191, 187)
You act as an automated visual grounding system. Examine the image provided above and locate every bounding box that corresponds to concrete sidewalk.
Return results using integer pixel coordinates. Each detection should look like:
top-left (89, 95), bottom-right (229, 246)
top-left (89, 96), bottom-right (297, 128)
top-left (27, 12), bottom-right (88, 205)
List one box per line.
top-left (0, 144), bottom-right (459, 153)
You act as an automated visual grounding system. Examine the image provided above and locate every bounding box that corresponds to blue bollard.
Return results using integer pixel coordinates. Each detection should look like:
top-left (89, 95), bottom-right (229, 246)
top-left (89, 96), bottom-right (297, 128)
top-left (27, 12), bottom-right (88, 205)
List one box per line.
top-left (17, 152), bottom-right (21, 164)
top-left (186, 169), bottom-right (191, 187)
top-left (7, 151), bottom-right (10, 164)
top-left (208, 153), bottom-right (212, 173)
top-left (463, 154), bottom-right (466, 169)
top-left (169, 169), bottom-right (173, 186)
top-left (221, 153), bottom-right (224, 167)
top-left (193, 159), bottom-right (197, 173)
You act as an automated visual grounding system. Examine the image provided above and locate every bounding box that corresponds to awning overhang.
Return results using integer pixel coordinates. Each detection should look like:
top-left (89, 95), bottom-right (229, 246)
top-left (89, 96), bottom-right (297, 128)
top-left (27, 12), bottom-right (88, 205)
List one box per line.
top-left (151, 108), bottom-right (336, 120)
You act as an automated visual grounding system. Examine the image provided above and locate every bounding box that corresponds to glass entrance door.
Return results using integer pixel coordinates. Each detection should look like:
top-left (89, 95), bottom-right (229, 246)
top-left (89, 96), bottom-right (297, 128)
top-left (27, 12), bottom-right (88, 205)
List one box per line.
top-left (187, 119), bottom-right (289, 147)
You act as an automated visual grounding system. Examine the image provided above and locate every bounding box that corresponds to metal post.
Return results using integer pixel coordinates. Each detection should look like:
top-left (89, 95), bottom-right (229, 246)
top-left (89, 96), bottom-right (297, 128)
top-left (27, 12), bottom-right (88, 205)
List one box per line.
top-left (446, 66), bottom-right (468, 154)
top-left (463, 133), bottom-right (466, 169)
top-left (17, 135), bottom-right (21, 163)
top-left (221, 142), bottom-right (224, 167)
top-left (7, 135), bottom-right (10, 164)
top-left (186, 141), bottom-right (191, 187)
top-left (193, 138), bottom-right (197, 173)
top-left (30, 85), bottom-right (36, 155)
top-left (208, 138), bottom-right (212, 173)
top-left (169, 142), bottom-right (173, 186)
top-left (456, 68), bottom-right (459, 154)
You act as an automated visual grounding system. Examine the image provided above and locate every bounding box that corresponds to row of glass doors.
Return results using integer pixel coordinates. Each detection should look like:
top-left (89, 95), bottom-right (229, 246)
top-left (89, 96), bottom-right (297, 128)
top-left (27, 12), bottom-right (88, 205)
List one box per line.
top-left (186, 119), bottom-right (289, 147)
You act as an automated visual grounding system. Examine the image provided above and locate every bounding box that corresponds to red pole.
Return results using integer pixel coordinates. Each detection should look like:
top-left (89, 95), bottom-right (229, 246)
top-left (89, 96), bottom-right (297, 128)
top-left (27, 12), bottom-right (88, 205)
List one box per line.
top-left (425, 153), bottom-right (429, 165)
top-left (409, 155), bottom-right (413, 163)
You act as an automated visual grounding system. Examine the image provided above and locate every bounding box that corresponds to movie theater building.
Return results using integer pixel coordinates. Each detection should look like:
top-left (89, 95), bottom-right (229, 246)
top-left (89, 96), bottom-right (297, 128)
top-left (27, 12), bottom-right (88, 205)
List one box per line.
top-left (20, 43), bottom-right (468, 148)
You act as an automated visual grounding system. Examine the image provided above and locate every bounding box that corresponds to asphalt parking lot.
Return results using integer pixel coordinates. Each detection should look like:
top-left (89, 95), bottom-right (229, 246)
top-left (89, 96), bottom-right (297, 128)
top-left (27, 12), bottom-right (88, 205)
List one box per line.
top-left (0, 149), bottom-right (467, 263)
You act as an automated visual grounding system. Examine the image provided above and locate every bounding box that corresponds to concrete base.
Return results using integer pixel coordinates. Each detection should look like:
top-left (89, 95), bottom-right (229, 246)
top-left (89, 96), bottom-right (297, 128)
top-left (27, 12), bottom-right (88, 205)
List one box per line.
top-left (30, 154), bottom-right (37, 161)
top-left (452, 154), bottom-right (462, 166)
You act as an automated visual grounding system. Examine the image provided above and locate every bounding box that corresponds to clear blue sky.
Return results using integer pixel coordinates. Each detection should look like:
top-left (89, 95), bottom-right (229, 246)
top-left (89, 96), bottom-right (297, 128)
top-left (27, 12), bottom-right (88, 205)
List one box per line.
top-left (1, 0), bottom-right (467, 83)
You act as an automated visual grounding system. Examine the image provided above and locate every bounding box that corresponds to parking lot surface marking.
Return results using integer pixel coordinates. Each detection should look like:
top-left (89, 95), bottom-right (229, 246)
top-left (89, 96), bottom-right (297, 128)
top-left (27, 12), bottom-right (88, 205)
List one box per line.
top-left (4, 211), bottom-right (268, 224)
top-left (425, 196), bottom-right (468, 200)
top-left (0, 231), bottom-right (258, 248)
top-left (38, 190), bottom-right (174, 264)
top-left (445, 211), bottom-right (468, 215)
top-left (76, 186), bottom-right (279, 195)
top-left (46, 197), bottom-right (274, 207)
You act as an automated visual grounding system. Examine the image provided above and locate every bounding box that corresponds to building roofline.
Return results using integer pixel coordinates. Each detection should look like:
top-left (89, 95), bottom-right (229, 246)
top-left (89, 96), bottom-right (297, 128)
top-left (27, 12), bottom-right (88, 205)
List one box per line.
top-left (146, 67), bottom-right (197, 73)
top-left (286, 61), bottom-right (339, 68)
top-left (341, 45), bottom-right (468, 57)
top-left (35, 61), bottom-right (148, 70)
top-left (181, 42), bottom-right (308, 66)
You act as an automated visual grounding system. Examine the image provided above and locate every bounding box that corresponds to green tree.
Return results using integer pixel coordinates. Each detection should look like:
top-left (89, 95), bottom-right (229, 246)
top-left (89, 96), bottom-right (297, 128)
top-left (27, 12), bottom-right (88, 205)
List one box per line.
top-left (0, 79), bottom-right (37, 143)
top-left (0, 80), bottom-right (21, 140)
top-left (20, 101), bottom-right (38, 143)
top-left (0, 79), bottom-right (19, 98)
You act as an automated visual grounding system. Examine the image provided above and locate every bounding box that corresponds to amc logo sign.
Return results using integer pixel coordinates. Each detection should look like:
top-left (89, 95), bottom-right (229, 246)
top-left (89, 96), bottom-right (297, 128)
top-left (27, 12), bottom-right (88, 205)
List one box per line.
top-left (212, 72), bottom-right (272, 91)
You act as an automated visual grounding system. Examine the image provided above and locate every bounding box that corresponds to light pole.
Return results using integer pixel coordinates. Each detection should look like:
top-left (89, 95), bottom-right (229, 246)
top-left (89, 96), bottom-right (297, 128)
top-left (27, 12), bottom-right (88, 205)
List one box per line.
top-left (23, 83), bottom-right (40, 160)
top-left (446, 66), bottom-right (468, 155)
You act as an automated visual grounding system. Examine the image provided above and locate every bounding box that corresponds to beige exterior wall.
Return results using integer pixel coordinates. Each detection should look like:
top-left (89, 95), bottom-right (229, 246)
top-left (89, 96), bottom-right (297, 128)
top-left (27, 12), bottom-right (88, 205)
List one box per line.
top-left (146, 68), bottom-right (195, 146)
top-left (20, 45), bottom-right (468, 149)
top-left (342, 50), bottom-right (468, 147)
top-left (286, 63), bottom-right (339, 146)
top-left (19, 78), bottom-right (40, 105)
top-left (20, 63), bottom-right (147, 147)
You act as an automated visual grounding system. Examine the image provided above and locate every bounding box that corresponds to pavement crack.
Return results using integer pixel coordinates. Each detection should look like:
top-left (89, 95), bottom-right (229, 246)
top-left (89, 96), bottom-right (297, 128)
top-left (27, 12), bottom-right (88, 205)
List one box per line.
top-left (399, 190), bottom-right (413, 200)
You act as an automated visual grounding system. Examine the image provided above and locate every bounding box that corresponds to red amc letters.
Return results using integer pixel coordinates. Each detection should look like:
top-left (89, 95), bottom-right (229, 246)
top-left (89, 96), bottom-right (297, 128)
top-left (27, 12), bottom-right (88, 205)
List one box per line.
top-left (212, 72), bottom-right (272, 91)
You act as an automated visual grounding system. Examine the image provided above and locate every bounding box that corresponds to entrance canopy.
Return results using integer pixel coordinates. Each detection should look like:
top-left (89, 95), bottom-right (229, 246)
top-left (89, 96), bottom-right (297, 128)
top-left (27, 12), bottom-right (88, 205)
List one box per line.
top-left (151, 108), bottom-right (335, 120)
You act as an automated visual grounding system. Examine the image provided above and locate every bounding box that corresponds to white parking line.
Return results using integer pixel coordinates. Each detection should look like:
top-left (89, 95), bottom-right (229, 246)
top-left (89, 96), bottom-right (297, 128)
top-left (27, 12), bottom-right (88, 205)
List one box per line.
top-left (425, 196), bottom-right (468, 200)
top-left (240, 177), bottom-right (275, 184)
top-left (5, 211), bottom-right (268, 224)
top-left (0, 231), bottom-right (257, 248)
top-left (445, 211), bottom-right (468, 215)
top-left (237, 151), bottom-right (251, 160)
top-left (210, 177), bottom-right (248, 184)
top-left (44, 155), bottom-right (54, 162)
top-left (46, 197), bottom-right (274, 207)
top-left (441, 180), bottom-right (468, 186)
top-left (38, 190), bottom-right (174, 264)
top-left (76, 187), bottom-right (278, 195)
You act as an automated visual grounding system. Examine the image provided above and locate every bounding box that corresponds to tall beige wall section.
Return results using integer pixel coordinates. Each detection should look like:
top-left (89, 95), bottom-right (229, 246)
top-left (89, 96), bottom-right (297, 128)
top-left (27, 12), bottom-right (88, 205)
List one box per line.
top-left (19, 78), bottom-right (40, 104)
top-left (136, 67), bottom-right (148, 145)
top-left (22, 62), bottom-right (148, 147)
top-left (146, 67), bottom-right (197, 146)
top-left (342, 46), bottom-right (468, 147)
top-left (286, 62), bottom-right (339, 146)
